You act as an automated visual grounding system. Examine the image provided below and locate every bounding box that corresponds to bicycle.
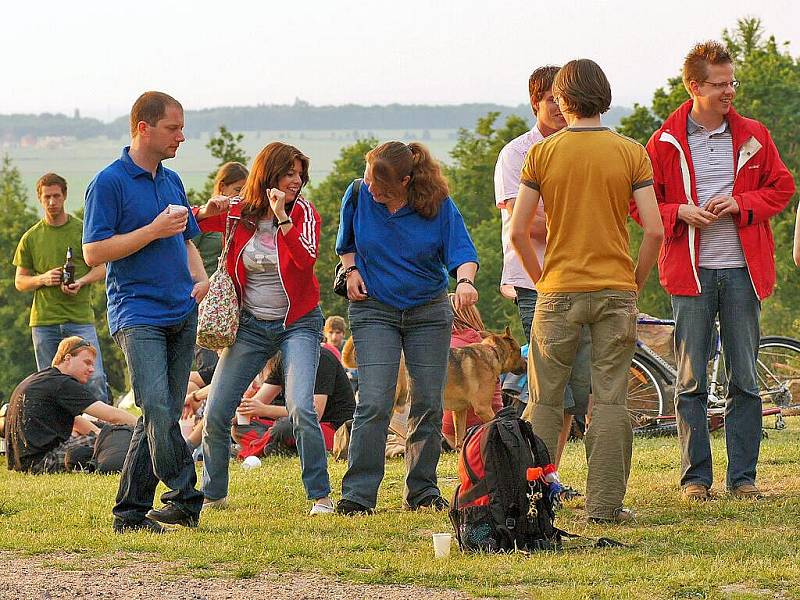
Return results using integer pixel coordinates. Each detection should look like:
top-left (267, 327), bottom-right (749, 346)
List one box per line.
top-left (627, 316), bottom-right (800, 436)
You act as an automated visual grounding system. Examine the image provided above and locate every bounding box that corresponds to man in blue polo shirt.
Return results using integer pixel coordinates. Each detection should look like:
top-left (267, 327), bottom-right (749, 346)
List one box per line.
top-left (83, 91), bottom-right (209, 534)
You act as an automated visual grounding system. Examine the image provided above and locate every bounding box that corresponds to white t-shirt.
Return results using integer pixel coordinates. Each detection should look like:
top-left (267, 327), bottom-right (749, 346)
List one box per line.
top-left (494, 126), bottom-right (547, 291)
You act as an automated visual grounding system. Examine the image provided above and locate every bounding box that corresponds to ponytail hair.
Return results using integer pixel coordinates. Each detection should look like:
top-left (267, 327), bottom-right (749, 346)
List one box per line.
top-left (365, 141), bottom-right (449, 219)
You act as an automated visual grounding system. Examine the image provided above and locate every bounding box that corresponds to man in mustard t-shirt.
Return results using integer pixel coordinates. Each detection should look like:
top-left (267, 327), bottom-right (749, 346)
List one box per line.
top-left (13, 173), bottom-right (109, 403)
top-left (510, 59), bottom-right (664, 523)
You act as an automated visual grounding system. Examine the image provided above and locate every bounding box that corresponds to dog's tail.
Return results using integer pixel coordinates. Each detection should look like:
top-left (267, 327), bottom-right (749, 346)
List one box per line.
top-left (342, 336), bottom-right (357, 369)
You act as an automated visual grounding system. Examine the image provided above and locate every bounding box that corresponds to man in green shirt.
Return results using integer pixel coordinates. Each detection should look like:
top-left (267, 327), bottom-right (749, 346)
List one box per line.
top-left (13, 173), bottom-right (109, 403)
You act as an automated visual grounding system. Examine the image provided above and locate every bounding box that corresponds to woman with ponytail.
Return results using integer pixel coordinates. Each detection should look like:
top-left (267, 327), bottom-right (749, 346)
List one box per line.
top-left (334, 141), bottom-right (479, 515)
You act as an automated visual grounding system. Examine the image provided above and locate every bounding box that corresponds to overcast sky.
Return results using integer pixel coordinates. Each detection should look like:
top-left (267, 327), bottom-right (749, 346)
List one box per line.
top-left (3, 0), bottom-right (798, 121)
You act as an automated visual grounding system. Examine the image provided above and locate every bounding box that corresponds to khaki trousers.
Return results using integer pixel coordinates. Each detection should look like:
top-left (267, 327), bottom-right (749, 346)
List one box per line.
top-left (522, 290), bottom-right (637, 519)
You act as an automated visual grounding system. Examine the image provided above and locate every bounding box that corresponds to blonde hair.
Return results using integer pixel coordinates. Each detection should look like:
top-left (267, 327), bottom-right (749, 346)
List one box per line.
top-left (52, 336), bottom-right (96, 366)
top-left (448, 293), bottom-right (485, 332)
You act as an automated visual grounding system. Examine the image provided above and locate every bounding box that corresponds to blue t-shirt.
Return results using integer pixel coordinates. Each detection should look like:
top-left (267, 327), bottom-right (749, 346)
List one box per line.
top-left (335, 181), bottom-right (478, 309)
top-left (83, 147), bottom-right (201, 334)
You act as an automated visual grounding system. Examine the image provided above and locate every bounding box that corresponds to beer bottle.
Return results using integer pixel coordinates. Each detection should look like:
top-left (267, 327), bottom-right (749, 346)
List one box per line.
top-left (62, 247), bottom-right (75, 287)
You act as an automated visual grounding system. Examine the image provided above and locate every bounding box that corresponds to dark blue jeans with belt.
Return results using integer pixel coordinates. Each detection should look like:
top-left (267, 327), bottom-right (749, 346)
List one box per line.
top-left (342, 294), bottom-right (453, 509)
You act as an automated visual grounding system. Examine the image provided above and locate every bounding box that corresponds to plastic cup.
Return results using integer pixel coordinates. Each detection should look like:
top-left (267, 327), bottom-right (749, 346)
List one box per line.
top-left (167, 203), bottom-right (188, 215)
top-left (432, 533), bottom-right (452, 558)
top-left (236, 410), bottom-right (249, 425)
top-left (242, 455), bottom-right (261, 470)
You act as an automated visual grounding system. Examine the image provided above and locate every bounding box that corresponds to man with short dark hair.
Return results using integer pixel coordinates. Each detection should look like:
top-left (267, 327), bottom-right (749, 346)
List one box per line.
top-left (5, 337), bottom-right (136, 474)
top-left (511, 59), bottom-right (664, 523)
top-left (13, 173), bottom-right (109, 403)
top-left (83, 91), bottom-right (210, 533)
top-left (494, 65), bottom-right (591, 466)
top-left (647, 41), bottom-right (794, 500)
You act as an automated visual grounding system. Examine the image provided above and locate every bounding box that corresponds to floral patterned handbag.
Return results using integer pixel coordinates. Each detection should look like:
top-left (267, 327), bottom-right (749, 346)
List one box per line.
top-left (197, 216), bottom-right (240, 350)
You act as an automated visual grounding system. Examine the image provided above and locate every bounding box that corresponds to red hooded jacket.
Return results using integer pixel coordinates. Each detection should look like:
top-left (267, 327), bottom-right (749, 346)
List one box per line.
top-left (194, 196), bottom-right (321, 326)
top-left (644, 99), bottom-right (795, 299)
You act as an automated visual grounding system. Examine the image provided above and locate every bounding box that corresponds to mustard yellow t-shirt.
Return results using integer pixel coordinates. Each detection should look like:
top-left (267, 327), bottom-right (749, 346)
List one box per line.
top-left (519, 127), bottom-right (653, 293)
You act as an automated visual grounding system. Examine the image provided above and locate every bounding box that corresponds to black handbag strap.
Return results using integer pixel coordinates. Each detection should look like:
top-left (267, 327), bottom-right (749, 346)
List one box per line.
top-left (351, 178), bottom-right (362, 210)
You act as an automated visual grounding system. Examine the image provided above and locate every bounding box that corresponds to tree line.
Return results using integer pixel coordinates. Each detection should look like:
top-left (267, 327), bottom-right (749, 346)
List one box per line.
top-left (0, 18), bottom-right (796, 401)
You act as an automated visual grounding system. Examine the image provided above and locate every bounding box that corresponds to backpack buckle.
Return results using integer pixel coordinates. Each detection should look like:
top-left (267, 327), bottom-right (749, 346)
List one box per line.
top-left (506, 517), bottom-right (516, 530)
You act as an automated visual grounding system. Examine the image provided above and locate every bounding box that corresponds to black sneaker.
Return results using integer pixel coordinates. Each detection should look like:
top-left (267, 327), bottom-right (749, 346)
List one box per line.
top-left (334, 499), bottom-right (374, 516)
top-left (411, 495), bottom-right (449, 511)
top-left (112, 517), bottom-right (165, 534)
top-left (146, 503), bottom-right (199, 528)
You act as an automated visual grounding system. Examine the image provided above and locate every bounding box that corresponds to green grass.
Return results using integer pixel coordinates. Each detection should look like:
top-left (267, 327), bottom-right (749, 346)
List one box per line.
top-left (2, 419), bottom-right (800, 599)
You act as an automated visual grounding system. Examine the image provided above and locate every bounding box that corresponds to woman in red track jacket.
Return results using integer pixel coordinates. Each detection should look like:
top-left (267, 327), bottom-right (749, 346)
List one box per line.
top-left (193, 142), bottom-right (333, 516)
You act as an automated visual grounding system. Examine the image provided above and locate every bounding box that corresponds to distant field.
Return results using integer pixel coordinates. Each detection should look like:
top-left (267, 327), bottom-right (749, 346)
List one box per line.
top-left (5, 129), bottom-right (461, 211)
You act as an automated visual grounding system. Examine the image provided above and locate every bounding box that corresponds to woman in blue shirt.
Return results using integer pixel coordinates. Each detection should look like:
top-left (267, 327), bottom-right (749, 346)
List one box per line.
top-left (335, 141), bottom-right (479, 515)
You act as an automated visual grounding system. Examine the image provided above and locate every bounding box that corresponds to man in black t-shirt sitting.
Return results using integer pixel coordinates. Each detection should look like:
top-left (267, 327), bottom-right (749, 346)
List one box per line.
top-left (235, 346), bottom-right (356, 456)
top-left (5, 336), bottom-right (137, 473)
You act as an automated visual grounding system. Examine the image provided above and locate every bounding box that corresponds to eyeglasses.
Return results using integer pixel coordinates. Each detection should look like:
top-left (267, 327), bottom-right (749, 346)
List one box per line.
top-left (701, 80), bottom-right (740, 89)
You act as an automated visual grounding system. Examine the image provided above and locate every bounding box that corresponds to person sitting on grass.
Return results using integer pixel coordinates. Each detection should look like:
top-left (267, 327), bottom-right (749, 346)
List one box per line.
top-left (231, 346), bottom-right (356, 464)
top-left (5, 336), bottom-right (137, 473)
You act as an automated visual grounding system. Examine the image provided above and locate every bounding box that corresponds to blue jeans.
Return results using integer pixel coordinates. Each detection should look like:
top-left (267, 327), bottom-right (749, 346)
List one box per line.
top-left (201, 307), bottom-right (328, 501)
top-left (515, 287), bottom-right (591, 415)
top-left (672, 267), bottom-right (761, 490)
top-left (112, 308), bottom-right (203, 522)
top-left (32, 323), bottom-right (109, 403)
top-left (342, 294), bottom-right (453, 509)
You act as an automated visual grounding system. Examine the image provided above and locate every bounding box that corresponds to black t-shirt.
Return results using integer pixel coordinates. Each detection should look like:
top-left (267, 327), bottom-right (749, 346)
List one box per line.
top-left (266, 347), bottom-right (356, 429)
top-left (5, 367), bottom-right (96, 472)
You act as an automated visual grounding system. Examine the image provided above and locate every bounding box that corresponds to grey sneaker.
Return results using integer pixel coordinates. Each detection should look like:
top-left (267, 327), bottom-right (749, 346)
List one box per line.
top-left (201, 496), bottom-right (229, 511)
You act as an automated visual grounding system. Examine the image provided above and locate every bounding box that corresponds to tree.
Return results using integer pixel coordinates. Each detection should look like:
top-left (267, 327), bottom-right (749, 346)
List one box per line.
top-left (0, 155), bottom-right (39, 397)
top-left (187, 126), bottom-right (250, 205)
top-left (306, 138), bottom-right (377, 319)
top-left (445, 112), bottom-right (530, 337)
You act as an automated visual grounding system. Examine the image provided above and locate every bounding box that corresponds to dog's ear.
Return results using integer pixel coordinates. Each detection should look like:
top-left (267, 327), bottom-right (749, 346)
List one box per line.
top-left (504, 325), bottom-right (512, 337)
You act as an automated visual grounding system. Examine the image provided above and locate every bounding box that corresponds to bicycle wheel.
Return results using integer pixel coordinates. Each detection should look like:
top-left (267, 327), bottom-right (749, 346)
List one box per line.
top-left (628, 353), bottom-right (667, 427)
top-left (757, 336), bottom-right (800, 410)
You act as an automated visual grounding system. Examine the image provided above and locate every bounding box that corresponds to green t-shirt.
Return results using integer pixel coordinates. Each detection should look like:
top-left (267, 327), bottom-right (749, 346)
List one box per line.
top-left (13, 216), bottom-right (95, 326)
top-left (193, 232), bottom-right (223, 278)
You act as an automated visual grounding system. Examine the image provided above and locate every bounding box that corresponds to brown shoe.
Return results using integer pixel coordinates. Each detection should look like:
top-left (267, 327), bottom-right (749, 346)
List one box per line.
top-left (682, 484), bottom-right (711, 501)
top-left (588, 507), bottom-right (636, 524)
top-left (731, 484), bottom-right (764, 499)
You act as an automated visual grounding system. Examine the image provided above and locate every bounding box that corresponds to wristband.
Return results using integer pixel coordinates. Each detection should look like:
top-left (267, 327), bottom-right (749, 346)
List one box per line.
top-left (344, 265), bottom-right (359, 277)
top-left (276, 217), bottom-right (292, 227)
top-left (457, 278), bottom-right (477, 290)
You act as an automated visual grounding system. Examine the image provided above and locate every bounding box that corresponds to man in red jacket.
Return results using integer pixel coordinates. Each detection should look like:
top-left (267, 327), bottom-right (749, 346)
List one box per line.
top-left (646, 41), bottom-right (795, 501)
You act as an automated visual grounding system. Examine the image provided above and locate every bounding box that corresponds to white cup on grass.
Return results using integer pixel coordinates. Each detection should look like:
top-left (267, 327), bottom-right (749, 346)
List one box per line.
top-left (242, 456), bottom-right (261, 470)
top-left (432, 533), bottom-right (452, 558)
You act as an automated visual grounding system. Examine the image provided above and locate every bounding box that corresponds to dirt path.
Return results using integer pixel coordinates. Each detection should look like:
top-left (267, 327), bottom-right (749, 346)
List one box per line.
top-left (0, 552), bottom-right (473, 600)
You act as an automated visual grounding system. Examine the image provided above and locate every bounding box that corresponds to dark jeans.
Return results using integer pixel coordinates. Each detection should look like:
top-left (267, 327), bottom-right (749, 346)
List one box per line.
top-left (672, 267), bottom-right (761, 490)
top-left (515, 286), bottom-right (591, 415)
top-left (112, 308), bottom-right (203, 523)
top-left (342, 294), bottom-right (453, 509)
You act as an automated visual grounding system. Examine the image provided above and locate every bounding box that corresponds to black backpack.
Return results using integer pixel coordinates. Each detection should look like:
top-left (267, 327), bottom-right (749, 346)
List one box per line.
top-left (449, 406), bottom-right (561, 552)
top-left (91, 424), bottom-right (134, 473)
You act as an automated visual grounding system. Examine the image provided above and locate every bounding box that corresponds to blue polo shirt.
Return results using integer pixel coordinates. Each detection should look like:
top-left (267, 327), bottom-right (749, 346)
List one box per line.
top-left (83, 147), bottom-right (201, 334)
top-left (335, 181), bottom-right (478, 309)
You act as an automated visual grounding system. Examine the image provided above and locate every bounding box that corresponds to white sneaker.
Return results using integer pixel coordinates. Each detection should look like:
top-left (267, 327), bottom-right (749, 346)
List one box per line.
top-left (201, 496), bottom-right (228, 511)
top-left (309, 499), bottom-right (335, 515)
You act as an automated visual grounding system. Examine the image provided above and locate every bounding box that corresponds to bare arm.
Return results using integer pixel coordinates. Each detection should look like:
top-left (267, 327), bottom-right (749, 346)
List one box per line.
top-left (186, 241), bottom-right (210, 303)
top-left (72, 415), bottom-right (101, 436)
top-left (509, 184), bottom-right (543, 284)
top-left (453, 262), bottom-right (479, 310)
top-left (632, 186), bottom-right (664, 292)
top-left (341, 251), bottom-right (368, 300)
top-left (83, 207), bottom-right (188, 267)
top-left (84, 401), bottom-right (138, 426)
top-left (312, 394), bottom-right (328, 421)
top-left (15, 266), bottom-right (62, 292)
top-left (506, 198), bottom-right (546, 242)
top-left (61, 263), bottom-right (107, 297)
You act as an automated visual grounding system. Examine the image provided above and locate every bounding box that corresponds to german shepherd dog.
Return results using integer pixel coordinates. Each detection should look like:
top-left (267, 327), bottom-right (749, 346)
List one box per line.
top-left (342, 326), bottom-right (526, 449)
